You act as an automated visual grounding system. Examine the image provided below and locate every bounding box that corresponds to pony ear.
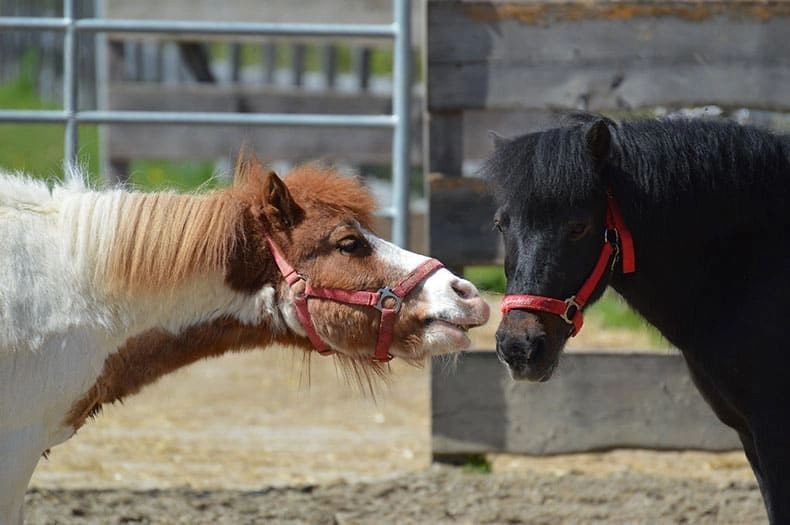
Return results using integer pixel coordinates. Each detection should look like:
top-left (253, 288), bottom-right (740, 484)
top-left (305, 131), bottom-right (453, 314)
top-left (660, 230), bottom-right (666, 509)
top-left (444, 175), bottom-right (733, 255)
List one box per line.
top-left (489, 130), bottom-right (510, 149)
top-left (261, 170), bottom-right (304, 230)
top-left (584, 118), bottom-right (611, 166)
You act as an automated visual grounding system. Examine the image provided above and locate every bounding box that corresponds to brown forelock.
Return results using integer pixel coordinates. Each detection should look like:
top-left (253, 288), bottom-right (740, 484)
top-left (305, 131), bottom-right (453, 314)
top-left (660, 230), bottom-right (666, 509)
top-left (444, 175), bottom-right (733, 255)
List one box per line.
top-left (63, 315), bottom-right (311, 431)
top-left (281, 164), bottom-right (376, 231)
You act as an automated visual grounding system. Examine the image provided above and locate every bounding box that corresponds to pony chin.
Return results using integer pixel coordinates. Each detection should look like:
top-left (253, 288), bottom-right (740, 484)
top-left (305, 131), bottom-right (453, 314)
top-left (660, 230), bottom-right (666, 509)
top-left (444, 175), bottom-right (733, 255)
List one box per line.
top-left (495, 310), bottom-right (569, 382)
top-left (420, 320), bottom-right (473, 355)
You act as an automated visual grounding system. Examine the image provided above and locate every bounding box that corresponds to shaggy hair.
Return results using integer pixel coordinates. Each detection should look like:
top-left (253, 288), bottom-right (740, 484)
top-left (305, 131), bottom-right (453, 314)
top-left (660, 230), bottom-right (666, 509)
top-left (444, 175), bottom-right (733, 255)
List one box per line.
top-left (484, 113), bottom-right (790, 239)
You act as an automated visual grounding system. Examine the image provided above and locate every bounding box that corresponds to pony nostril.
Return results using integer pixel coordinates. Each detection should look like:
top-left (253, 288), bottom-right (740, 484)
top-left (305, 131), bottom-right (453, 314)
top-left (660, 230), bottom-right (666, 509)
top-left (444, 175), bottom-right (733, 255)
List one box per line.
top-left (451, 278), bottom-right (480, 300)
top-left (526, 335), bottom-right (547, 365)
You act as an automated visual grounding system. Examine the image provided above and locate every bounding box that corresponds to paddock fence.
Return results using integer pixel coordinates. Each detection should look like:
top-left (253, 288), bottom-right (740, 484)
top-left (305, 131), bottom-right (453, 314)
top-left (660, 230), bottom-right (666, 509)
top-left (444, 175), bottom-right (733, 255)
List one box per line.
top-left (0, 0), bottom-right (416, 247)
top-left (426, 0), bottom-right (790, 459)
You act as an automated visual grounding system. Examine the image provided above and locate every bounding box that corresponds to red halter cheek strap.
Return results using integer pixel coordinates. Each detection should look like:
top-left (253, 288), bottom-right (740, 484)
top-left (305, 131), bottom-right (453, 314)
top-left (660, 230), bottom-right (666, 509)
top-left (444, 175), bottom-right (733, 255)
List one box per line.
top-left (501, 193), bottom-right (635, 337)
top-left (264, 234), bottom-right (444, 362)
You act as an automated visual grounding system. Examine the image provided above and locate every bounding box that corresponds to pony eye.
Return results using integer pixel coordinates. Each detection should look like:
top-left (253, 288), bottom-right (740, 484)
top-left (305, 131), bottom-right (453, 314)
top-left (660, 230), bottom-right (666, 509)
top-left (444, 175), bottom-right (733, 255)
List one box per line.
top-left (337, 236), bottom-right (363, 255)
top-left (493, 213), bottom-right (509, 233)
top-left (568, 222), bottom-right (591, 241)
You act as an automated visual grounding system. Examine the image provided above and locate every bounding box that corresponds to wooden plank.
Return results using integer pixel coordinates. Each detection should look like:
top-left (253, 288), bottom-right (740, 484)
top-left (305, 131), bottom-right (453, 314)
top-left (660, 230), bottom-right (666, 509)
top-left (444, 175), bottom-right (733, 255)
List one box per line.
top-left (424, 111), bottom-right (464, 177)
top-left (429, 63), bottom-right (790, 112)
top-left (103, 0), bottom-right (406, 24)
top-left (106, 124), bottom-right (419, 165)
top-left (428, 2), bottom-right (790, 63)
top-left (107, 83), bottom-right (395, 113)
top-left (432, 351), bottom-right (742, 456)
top-left (100, 0), bottom-right (423, 43)
top-left (462, 109), bottom-right (561, 160)
top-left (428, 176), bottom-right (502, 266)
top-left (426, 1), bottom-right (790, 111)
top-left (104, 84), bottom-right (422, 164)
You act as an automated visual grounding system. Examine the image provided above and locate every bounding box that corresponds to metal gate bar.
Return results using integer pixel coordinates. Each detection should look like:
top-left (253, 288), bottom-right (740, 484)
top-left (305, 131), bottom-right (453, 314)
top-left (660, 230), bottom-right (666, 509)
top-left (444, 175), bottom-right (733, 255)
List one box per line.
top-left (0, 0), bottom-right (412, 247)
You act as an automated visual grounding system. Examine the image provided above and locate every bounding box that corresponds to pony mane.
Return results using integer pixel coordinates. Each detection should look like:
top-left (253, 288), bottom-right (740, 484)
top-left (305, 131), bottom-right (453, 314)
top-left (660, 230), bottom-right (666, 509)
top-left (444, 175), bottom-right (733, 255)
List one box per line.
top-left (104, 189), bottom-right (240, 293)
top-left (485, 113), bottom-right (790, 237)
top-left (103, 157), bottom-right (376, 294)
top-left (611, 116), bottom-right (790, 236)
top-left (482, 116), bottom-right (608, 223)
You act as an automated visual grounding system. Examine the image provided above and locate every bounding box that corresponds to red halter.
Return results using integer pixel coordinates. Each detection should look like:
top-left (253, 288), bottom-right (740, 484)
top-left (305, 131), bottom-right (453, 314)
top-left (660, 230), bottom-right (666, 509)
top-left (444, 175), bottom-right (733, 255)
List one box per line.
top-left (264, 234), bottom-right (444, 362)
top-left (501, 193), bottom-right (635, 336)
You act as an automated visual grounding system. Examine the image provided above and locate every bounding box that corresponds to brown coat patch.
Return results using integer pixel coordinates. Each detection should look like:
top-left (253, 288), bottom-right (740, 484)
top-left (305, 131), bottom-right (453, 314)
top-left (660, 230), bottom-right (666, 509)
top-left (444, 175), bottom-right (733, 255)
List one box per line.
top-left (64, 317), bottom-right (309, 430)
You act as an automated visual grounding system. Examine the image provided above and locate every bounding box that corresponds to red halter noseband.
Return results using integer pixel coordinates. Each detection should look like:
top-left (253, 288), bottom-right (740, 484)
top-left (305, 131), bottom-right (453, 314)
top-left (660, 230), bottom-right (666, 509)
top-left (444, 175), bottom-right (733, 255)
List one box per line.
top-left (264, 234), bottom-right (444, 362)
top-left (501, 193), bottom-right (635, 336)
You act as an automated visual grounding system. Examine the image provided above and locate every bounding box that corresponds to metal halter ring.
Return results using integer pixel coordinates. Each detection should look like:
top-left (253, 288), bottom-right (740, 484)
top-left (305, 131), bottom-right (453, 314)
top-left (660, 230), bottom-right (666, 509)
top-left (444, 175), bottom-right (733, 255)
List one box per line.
top-left (375, 287), bottom-right (404, 312)
top-left (561, 296), bottom-right (581, 325)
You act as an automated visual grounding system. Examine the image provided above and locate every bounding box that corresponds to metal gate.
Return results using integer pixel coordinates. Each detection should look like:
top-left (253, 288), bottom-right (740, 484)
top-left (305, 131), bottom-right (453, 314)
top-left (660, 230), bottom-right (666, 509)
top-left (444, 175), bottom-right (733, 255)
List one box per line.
top-left (0, 0), bottom-right (413, 247)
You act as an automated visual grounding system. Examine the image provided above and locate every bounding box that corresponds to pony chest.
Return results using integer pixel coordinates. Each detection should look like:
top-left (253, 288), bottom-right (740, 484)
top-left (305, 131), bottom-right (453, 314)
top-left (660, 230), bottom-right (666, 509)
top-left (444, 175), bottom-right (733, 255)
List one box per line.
top-left (1, 328), bottom-right (114, 445)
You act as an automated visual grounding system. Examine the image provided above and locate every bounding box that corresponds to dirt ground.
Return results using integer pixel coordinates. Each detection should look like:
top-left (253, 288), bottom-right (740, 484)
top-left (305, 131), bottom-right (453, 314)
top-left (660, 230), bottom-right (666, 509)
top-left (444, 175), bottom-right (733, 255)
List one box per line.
top-left (25, 295), bottom-right (767, 524)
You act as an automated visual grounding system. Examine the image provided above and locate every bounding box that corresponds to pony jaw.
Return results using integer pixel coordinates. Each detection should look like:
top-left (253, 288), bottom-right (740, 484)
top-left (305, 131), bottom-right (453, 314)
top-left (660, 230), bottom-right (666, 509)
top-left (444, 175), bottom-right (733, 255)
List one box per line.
top-left (276, 270), bottom-right (490, 363)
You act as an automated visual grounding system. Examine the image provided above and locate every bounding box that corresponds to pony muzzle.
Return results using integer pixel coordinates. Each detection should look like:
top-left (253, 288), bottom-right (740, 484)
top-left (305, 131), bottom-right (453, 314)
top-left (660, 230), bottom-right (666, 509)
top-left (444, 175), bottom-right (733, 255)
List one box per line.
top-left (495, 310), bottom-right (558, 382)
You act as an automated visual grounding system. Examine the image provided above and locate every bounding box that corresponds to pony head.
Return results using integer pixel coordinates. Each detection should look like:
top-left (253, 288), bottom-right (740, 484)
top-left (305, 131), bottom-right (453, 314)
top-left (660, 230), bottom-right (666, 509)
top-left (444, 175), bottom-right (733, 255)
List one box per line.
top-left (229, 157), bottom-right (490, 366)
top-left (485, 116), bottom-right (617, 381)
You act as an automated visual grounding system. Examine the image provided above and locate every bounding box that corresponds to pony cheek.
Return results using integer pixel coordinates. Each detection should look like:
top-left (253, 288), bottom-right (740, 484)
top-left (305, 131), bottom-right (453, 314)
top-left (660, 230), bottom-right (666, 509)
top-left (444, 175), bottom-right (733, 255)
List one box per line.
top-left (312, 303), bottom-right (380, 356)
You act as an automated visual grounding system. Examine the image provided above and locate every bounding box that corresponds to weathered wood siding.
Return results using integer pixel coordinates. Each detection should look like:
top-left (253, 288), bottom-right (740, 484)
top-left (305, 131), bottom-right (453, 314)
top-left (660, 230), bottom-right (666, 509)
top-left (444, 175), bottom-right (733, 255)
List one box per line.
top-left (425, 0), bottom-right (790, 266)
top-left (427, 1), bottom-right (790, 112)
top-left (432, 351), bottom-right (742, 455)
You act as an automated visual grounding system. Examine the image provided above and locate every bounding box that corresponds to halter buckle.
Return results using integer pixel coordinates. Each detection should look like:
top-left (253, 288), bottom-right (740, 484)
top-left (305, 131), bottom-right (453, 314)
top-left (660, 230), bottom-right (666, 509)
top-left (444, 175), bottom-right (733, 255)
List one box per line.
top-left (605, 229), bottom-right (621, 271)
top-left (376, 287), bottom-right (403, 313)
top-left (561, 296), bottom-right (581, 325)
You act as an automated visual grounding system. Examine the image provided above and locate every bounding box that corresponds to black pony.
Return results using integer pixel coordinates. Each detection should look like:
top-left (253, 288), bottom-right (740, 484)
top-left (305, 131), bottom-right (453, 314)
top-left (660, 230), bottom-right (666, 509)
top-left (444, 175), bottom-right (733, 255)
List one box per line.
top-left (485, 113), bottom-right (790, 523)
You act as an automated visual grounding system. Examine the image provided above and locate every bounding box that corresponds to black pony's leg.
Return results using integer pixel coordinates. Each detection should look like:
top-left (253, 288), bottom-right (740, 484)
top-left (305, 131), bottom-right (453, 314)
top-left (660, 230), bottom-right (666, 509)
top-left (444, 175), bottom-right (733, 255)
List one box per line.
top-left (684, 359), bottom-right (773, 519)
top-left (737, 430), bottom-right (767, 509)
top-left (748, 411), bottom-right (790, 524)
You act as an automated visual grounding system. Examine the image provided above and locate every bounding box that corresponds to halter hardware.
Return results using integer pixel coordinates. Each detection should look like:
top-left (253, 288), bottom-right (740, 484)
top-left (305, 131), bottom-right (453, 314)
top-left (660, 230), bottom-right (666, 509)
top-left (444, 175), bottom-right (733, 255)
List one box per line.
top-left (561, 297), bottom-right (581, 326)
top-left (375, 287), bottom-right (404, 313)
top-left (265, 233), bottom-right (443, 362)
top-left (501, 193), bottom-right (635, 337)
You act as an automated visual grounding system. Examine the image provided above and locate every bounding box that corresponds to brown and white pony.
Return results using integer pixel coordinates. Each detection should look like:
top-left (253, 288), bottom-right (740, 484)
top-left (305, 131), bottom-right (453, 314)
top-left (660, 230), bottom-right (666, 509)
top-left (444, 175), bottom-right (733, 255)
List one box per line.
top-left (0, 156), bottom-right (489, 523)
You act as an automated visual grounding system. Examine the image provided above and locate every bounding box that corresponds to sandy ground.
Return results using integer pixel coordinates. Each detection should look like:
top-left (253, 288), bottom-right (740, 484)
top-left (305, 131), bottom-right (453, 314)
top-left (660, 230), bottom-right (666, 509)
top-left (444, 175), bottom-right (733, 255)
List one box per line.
top-left (24, 295), bottom-right (767, 524)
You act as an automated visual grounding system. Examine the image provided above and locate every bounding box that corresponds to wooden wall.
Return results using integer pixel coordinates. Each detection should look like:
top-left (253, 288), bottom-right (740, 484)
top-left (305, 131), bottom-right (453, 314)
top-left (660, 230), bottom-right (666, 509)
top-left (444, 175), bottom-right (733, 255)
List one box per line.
top-left (425, 0), bottom-right (790, 455)
top-left (425, 0), bottom-right (790, 267)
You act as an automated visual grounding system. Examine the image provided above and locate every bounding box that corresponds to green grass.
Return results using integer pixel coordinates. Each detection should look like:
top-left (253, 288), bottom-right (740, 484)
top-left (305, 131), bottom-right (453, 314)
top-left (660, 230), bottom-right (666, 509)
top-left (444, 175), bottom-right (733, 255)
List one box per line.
top-left (464, 265), bottom-right (507, 294)
top-left (461, 454), bottom-right (492, 474)
top-left (127, 160), bottom-right (218, 192)
top-left (0, 53), bottom-right (100, 181)
top-left (0, 53), bottom-right (217, 191)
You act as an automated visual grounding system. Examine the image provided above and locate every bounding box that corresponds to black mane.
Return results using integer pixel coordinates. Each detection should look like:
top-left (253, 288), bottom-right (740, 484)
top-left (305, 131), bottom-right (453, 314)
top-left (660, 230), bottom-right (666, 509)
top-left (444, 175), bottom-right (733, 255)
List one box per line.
top-left (484, 113), bottom-right (790, 239)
